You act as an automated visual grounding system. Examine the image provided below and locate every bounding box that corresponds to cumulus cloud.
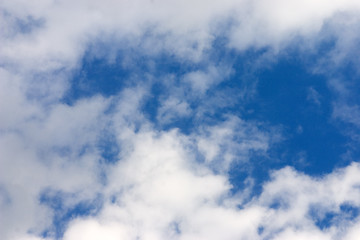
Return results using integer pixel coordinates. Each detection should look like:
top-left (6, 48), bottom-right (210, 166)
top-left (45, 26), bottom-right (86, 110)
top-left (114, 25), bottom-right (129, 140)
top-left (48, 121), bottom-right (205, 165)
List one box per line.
top-left (1, 0), bottom-right (360, 239)
top-left (1, 0), bottom-right (360, 71)
top-left (62, 145), bottom-right (360, 240)
top-left (0, 96), bottom-right (110, 239)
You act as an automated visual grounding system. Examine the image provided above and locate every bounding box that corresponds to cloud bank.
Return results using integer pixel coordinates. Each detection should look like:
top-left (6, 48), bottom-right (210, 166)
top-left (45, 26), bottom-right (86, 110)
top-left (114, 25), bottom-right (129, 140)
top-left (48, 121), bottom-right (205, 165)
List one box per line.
top-left (1, 0), bottom-right (360, 239)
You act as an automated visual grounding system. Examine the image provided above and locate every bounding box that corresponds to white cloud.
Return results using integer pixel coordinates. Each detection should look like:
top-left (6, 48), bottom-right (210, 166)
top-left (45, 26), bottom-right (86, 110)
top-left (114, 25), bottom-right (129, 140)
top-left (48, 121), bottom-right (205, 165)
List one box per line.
top-left (183, 65), bottom-right (232, 95)
top-left (329, 78), bottom-right (360, 141)
top-left (0, 95), bottom-right (111, 239)
top-left (196, 116), bottom-right (273, 170)
top-left (0, 68), bottom-right (41, 129)
top-left (157, 97), bottom-right (191, 124)
top-left (63, 219), bottom-right (134, 240)
top-left (333, 103), bottom-right (360, 128)
top-left (344, 222), bottom-right (360, 240)
top-left (271, 228), bottom-right (332, 240)
top-left (1, 0), bottom-right (360, 74)
top-left (1, 83), bottom-right (360, 240)
top-left (60, 139), bottom-right (360, 240)
top-left (2, 0), bottom-right (360, 239)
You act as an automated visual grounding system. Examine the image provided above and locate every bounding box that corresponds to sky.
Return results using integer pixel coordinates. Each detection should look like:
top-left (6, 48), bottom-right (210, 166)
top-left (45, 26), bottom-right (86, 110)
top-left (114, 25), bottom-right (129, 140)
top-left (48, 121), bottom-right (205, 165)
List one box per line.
top-left (1, 0), bottom-right (360, 239)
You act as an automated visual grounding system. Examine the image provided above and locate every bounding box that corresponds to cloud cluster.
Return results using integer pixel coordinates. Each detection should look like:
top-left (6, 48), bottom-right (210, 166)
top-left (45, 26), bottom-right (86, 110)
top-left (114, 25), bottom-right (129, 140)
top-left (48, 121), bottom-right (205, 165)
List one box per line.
top-left (2, 88), bottom-right (360, 239)
top-left (63, 137), bottom-right (360, 240)
top-left (1, 0), bottom-right (360, 239)
top-left (0, 95), bottom-right (109, 239)
top-left (2, 0), bottom-right (360, 70)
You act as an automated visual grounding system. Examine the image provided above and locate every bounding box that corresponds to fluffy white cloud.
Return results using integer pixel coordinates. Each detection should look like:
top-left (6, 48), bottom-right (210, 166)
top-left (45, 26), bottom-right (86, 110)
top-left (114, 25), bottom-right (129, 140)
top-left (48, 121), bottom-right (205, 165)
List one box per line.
top-left (2, 0), bottom-right (360, 239)
top-left (0, 95), bottom-right (110, 239)
top-left (1, 0), bottom-right (360, 72)
top-left (60, 134), bottom-right (360, 240)
top-left (1, 86), bottom-right (360, 240)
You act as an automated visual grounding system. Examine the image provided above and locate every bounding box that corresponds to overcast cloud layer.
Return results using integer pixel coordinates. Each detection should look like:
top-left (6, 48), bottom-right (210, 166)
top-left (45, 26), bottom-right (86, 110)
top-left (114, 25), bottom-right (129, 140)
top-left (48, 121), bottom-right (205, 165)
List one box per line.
top-left (1, 0), bottom-right (360, 239)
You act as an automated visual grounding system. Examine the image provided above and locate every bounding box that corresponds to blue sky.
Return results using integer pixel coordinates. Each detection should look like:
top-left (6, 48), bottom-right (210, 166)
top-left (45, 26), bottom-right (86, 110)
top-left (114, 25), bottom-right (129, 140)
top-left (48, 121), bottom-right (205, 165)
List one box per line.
top-left (1, 1), bottom-right (360, 240)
